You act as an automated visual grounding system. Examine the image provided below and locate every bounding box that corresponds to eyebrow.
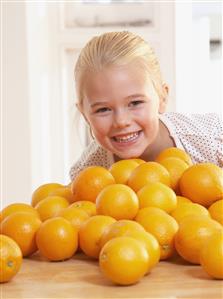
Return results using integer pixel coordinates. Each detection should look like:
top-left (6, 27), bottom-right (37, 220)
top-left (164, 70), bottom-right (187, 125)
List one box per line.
top-left (126, 93), bottom-right (146, 99)
top-left (90, 94), bottom-right (146, 108)
top-left (90, 101), bottom-right (109, 108)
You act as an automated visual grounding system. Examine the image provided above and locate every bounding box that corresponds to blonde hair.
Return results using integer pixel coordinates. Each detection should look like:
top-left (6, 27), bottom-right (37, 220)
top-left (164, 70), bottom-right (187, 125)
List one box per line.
top-left (75, 31), bottom-right (165, 107)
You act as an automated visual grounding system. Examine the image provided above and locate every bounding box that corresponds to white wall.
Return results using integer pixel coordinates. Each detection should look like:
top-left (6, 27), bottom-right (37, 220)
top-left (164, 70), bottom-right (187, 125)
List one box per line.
top-left (1, 3), bottom-right (32, 207)
top-left (1, 2), bottom-right (175, 208)
top-left (2, 2), bottom-right (221, 209)
top-left (175, 1), bottom-right (222, 114)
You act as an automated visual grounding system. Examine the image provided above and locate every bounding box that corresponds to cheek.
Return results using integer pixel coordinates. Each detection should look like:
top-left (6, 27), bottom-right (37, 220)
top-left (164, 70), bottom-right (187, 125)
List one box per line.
top-left (134, 106), bottom-right (158, 124)
top-left (135, 109), bottom-right (159, 133)
top-left (88, 116), bottom-right (112, 135)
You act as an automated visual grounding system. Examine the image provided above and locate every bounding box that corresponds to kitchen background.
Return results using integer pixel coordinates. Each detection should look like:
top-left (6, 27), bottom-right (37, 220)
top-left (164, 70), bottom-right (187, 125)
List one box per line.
top-left (1, 1), bottom-right (222, 206)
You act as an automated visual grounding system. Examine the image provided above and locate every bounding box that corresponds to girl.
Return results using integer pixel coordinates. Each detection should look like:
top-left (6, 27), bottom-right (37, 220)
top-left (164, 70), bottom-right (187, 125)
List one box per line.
top-left (70, 31), bottom-right (222, 180)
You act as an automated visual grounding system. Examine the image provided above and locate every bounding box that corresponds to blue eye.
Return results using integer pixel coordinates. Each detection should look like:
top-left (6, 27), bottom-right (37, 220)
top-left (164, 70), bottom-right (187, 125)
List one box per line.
top-left (130, 100), bottom-right (144, 107)
top-left (95, 107), bottom-right (110, 113)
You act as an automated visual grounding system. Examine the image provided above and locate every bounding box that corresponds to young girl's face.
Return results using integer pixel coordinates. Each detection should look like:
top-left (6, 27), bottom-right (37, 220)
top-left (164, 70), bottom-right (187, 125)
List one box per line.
top-left (81, 63), bottom-right (167, 160)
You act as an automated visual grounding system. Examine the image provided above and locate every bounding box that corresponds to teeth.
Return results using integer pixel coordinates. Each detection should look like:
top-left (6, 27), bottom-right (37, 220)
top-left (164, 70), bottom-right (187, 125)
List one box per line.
top-left (114, 132), bottom-right (139, 143)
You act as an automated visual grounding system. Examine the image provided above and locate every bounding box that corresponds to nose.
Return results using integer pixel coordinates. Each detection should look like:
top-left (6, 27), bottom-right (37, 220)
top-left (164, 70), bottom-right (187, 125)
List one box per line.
top-left (113, 109), bottom-right (131, 128)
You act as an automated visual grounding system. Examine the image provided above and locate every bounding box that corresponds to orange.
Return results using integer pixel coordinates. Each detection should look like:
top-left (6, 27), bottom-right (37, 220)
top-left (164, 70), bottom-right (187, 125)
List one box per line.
top-left (100, 221), bottom-right (160, 272)
top-left (96, 184), bottom-right (139, 220)
top-left (35, 196), bottom-right (69, 221)
top-left (127, 162), bottom-right (171, 192)
top-left (109, 159), bottom-right (139, 184)
top-left (71, 166), bottom-right (115, 202)
top-left (100, 219), bottom-right (145, 249)
top-left (0, 203), bottom-right (40, 223)
top-left (99, 236), bottom-right (149, 285)
top-left (49, 186), bottom-right (76, 204)
top-left (200, 230), bottom-right (223, 279)
top-left (69, 201), bottom-right (96, 217)
top-left (132, 158), bottom-right (146, 165)
top-left (179, 163), bottom-right (223, 207)
top-left (174, 214), bottom-right (222, 264)
top-left (155, 147), bottom-right (193, 166)
top-left (0, 235), bottom-right (22, 283)
top-left (58, 207), bottom-right (89, 231)
top-left (158, 157), bottom-right (189, 193)
top-left (171, 202), bottom-right (210, 224)
top-left (31, 183), bottom-right (63, 207)
top-left (135, 207), bottom-right (179, 260)
top-left (1, 212), bottom-right (41, 257)
top-left (79, 215), bottom-right (116, 259)
top-left (176, 196), bottom-right (192, 205)
top-left (137, 182), bottom-right (177, 213)
top-left (208, 199), bottom-right (223, 225)
top-left (120, 230), bottom-right (160, 273)
top-left (36, 217), bottom-right (78, 261)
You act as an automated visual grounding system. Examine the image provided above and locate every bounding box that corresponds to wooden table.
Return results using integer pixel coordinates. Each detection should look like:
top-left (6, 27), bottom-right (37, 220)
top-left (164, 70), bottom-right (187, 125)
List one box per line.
top-left (2, 252), bottom-right (222, 299)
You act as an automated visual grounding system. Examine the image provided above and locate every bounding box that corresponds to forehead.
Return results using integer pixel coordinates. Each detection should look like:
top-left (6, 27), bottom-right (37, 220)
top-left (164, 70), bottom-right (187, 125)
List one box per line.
top-left (82, 64), bottom-right (152, 100)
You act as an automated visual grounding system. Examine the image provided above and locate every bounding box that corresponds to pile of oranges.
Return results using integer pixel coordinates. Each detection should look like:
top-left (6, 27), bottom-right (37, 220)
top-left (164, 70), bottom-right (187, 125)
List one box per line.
top-left (0, 147), bottom-right (223, 285)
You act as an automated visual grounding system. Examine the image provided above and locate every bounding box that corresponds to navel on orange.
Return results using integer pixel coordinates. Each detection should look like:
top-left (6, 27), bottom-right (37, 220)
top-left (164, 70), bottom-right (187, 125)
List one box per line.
top-left (0, 235), bottom-right (22, 283)
top-left (100, 224), bottom-right (160, 273)
top-left (79, 215), bottom-right (116, 259)
top-left (99, 236), bottom-right (149, 285)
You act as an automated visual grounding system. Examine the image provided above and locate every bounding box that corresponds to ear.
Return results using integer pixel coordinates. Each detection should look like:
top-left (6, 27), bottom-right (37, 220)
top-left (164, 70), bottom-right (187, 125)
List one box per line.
top-left (159, 83), bottom-right (169, 114)
top-left (76, 102), bottom-right (82, 113)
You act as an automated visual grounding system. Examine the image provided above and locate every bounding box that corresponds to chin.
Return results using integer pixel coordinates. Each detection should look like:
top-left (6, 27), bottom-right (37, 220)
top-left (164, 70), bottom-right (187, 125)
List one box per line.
top-left (114, 150), bottom-right (145, 160)
top-left (104, 141), bottom-right (148, 160)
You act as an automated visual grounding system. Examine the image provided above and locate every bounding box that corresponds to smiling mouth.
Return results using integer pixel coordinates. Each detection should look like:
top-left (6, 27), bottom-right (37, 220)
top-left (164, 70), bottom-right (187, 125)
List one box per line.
top-left (112, 131), bottom-right (142, 143)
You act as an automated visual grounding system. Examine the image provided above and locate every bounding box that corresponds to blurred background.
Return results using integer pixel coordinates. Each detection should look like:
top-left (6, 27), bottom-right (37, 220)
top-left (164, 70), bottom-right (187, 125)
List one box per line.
top-left (1, 1), bottom-right (222, 205)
